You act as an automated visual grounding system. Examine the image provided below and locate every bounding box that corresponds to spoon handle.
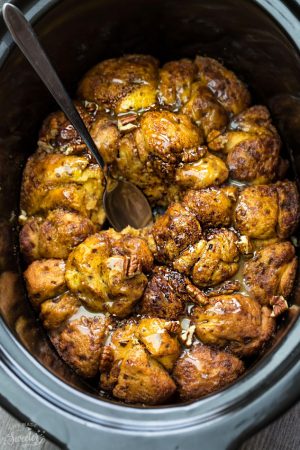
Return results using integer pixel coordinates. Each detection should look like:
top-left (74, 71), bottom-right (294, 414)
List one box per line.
top-left (2, 3), bottom-right (104, 168)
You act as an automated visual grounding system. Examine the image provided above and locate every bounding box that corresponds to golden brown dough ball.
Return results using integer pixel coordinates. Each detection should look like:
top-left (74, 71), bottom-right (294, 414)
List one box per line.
top-left (103, 322), bottom-right (144, 372)
top-left (78, 54), bottom-right (159, 113)
top-left (113, 131), bottom-right (168, 205)
top-left (38, 103), bottom-right (120, 166)
top-left (136, 318), bottom-right (181, 371)
top-left (141, 266), bottom-right (190, 319)
top-left (192, 294), bottom-right (276, 357)
top-left (276, 181), bottom-right (300, 239)
top-left (38, 102), bottom-right (94, 155)
top-left (24, 259), bottom-right (66, 307)
top-left (234, 181), bottom-right (299, 241)
top-left (235, 185), bottom-right (278, 239)
top-left (111, 110), bottom-right (230, 204)
top-left (65, 230), bottom-right (153, 317)
top-left (174, 228), bottom-right (239, 287)
top-left (112, 110), bottom-right (207, 204)
top-left (175, 153), bottom-right (229, 190)
top-left (107, 228), bottom-right (154, 272)
top-left (137, 110), bottom-right (204, 177)
top-left (19, 209), bottom-right (95, 262)
top-left (89, 111), bottom-right (120, 164)
top-left (209, 106), bottom-right (281, 183)
top-left (105, 343), bottom-right (176, 405)
top-left (173, 343), bottom-right (244, 401)
top-left (20, 153), bottom-right (106, 226)
top-left (100, 321), bottom-right (177, 404)
top-left (158, 58), bottom-right (196, 107)
top-left (40, 292), bottom-right (80, 329)
top-left (151, 202), bottom-right (202, 263)
top-left (64, 233), bottom-right (110, 313)
top-left (50, 314), bottom-right (109, 378)
top-left (105, 317), bottom-right (181, 369)
top-left (244, 242), bottom-right (297, 306)
top-left (100, 319), bottom-right (181, 373)
top-left (183, 186), bottom-right (238, 227)
top-left (181, 83), bottom-right (228, 139)
top-left (194, 56), bottom-right (251, 116)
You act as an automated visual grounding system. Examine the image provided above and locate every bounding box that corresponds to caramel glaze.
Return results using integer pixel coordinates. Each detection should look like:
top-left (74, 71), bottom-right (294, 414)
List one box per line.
top-left (20, 55), bottom-right (299, 405)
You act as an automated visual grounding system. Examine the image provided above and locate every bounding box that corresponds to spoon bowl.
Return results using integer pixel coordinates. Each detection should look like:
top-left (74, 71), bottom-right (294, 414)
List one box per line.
top-left (104, 179), bottom-right (153, 231)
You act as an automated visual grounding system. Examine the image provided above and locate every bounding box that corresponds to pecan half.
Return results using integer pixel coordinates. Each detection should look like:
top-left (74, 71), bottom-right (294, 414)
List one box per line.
top-left (117, 112), bottom-right (138, 132)
top-left (186, 282), bottom-right (209, 305)
top-left (123, 255), bottom-right (142, 278)
top-left (270, 295), bottom-right (288, 317)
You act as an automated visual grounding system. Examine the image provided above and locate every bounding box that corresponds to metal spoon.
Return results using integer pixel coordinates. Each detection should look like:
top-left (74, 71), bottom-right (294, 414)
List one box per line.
top-left (3, 3), bottom-right (153, 231)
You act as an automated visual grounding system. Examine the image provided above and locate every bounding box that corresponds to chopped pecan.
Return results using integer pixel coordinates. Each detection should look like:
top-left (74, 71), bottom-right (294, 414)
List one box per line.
top-left (186, 282), bottom-right (209, 305)
top-left (206, 280), bottom-right (241, 297)
top-left (117, 112), bottom-right (138, 132)
top-left (164, 321), bottom-right (181, 335)
top-left (270, 295), bottom-right (288, 317)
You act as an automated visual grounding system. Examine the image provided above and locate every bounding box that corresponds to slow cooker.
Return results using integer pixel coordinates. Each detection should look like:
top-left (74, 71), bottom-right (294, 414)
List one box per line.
top-left (0, 0), bottom-right (300, 449)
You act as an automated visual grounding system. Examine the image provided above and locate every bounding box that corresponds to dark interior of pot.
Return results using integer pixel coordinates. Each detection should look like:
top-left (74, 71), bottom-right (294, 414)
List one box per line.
top-left (0, 0), bottom-right (299, 402)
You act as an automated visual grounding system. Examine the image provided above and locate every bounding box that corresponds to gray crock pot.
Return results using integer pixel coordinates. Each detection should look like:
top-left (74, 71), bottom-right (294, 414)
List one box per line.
top-left (0, 1), bottom-right (300, 449)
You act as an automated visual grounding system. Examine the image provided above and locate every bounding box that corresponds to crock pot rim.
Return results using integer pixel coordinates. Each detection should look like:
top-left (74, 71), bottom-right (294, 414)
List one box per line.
top-left (1, 308), bottom-right (300, 425)
top-left (0, 0), bottom-right (300, 448)
top-left (0, 0), bottom-right (300, 424)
